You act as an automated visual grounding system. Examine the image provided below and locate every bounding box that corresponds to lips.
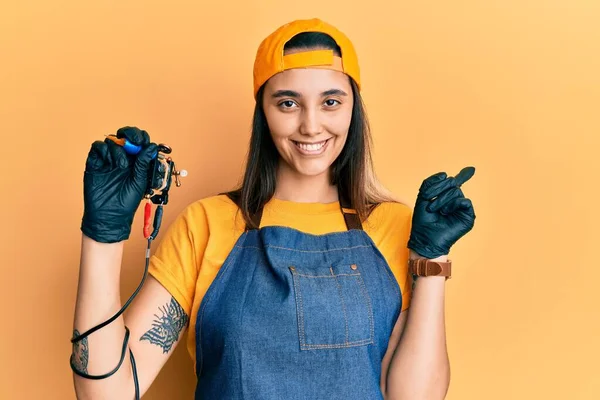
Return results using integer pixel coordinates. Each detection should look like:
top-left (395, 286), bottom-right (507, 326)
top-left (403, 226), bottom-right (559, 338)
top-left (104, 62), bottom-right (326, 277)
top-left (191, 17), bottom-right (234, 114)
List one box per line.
top-left (292, 138), bottom-right (331, 155)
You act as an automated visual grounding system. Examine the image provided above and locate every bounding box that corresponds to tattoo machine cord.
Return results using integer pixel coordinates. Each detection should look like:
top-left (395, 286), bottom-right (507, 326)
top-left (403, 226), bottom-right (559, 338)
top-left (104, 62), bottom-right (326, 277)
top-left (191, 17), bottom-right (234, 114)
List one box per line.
top-left (71, 138), bottom-right (186, 400)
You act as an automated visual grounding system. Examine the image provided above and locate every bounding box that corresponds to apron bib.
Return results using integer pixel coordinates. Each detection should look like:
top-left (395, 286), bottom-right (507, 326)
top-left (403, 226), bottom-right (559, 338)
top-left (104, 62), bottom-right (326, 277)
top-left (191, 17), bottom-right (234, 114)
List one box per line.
top-left (194, 194), bottom-right (403, 399)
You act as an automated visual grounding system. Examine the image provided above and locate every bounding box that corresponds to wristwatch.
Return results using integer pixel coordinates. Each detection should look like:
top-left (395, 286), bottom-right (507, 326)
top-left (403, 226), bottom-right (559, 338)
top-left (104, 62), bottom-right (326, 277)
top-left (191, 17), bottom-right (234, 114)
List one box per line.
top-left (408, 258), bottom-right (452, 280)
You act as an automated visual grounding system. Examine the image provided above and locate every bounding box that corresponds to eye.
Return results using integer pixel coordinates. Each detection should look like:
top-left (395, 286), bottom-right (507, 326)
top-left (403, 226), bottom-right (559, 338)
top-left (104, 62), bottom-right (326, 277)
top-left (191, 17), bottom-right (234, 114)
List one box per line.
top-left (324, 99), bottom-right (341, 107)
top-left (278, 100), bottom-right (297, 109)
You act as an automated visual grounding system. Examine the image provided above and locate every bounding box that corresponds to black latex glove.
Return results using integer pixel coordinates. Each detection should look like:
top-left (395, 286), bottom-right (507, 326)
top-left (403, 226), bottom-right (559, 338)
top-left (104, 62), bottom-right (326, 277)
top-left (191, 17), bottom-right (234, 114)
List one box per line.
top-left (81, 127), bottom-right (158, 243)
top-left (407, 166), bottom-right (476, 259)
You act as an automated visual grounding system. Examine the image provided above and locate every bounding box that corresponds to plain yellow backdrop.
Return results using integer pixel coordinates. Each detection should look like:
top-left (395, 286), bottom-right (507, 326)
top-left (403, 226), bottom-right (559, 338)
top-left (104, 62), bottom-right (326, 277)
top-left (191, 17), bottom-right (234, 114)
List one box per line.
top-left (1, 0), bottom-right (598, 399)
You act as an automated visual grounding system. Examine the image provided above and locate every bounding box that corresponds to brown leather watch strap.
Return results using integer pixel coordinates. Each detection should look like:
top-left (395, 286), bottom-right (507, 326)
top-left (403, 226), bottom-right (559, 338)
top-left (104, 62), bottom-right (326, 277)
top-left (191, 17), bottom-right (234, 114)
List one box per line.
top-left (408, 258), bottom-right (452, 280)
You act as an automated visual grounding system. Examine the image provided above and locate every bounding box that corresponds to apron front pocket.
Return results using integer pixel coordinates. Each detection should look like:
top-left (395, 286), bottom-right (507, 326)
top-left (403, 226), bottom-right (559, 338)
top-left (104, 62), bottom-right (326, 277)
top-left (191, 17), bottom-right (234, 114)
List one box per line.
top-left (289, 263), bottom-right (374, 350)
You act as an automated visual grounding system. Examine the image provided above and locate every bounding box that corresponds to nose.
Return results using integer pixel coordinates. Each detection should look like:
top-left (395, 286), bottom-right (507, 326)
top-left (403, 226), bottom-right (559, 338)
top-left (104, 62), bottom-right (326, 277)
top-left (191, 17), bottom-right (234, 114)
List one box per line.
top-left (299, 107), bottom-right (323, 137)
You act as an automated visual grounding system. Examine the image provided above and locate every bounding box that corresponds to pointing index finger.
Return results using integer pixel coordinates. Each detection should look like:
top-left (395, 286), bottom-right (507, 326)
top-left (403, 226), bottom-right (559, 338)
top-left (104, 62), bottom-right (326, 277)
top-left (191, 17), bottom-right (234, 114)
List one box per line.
top-left (454, 166), bottom-right (475, 187)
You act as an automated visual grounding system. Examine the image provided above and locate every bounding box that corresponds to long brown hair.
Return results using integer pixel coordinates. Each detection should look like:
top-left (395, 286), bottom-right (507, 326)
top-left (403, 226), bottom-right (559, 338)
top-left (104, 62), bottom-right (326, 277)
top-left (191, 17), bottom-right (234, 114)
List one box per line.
top-left (226, 32), bottom-right (398, 229)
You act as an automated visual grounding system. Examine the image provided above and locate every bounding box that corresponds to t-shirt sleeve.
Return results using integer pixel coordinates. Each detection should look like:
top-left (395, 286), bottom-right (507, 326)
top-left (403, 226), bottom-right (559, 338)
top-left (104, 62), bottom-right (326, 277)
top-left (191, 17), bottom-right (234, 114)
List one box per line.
top-left (147, 201), bottom-right (208, 316)
top-left (366, 202), bottom-right (414, 312)
top-left (401, 207), bottom-right (414, 311)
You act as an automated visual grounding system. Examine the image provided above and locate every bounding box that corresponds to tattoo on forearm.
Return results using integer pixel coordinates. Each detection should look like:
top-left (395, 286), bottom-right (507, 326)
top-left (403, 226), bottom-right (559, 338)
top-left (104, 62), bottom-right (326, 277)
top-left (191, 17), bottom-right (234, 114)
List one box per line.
top-left (72, 329), bottom-right (89, 374)
top-left (140, 297), bottom-right (189, 353)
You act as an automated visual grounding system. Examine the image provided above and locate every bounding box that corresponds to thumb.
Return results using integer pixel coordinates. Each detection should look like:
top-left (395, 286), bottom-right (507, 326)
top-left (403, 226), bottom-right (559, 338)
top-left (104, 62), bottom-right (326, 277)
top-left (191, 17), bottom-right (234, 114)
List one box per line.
top-left (132, 143), bottom-right (158, 183)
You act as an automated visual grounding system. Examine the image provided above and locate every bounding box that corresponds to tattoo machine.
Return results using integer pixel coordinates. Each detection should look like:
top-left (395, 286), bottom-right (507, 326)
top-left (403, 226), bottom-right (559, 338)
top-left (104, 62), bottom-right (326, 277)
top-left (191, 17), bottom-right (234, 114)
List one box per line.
top-left (106, 134), bottom-right (188, 240)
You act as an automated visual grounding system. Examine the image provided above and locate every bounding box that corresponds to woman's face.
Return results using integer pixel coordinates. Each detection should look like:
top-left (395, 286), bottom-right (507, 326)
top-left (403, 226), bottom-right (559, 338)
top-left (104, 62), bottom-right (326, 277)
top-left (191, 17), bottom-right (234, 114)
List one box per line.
top-left (262, 63), bottom-right (354, 178)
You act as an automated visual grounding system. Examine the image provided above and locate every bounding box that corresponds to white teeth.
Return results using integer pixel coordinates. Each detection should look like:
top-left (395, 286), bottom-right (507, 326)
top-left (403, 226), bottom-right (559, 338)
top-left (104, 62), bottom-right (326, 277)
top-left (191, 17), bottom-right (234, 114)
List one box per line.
top-left (295, 140), bottom-right (326, 151)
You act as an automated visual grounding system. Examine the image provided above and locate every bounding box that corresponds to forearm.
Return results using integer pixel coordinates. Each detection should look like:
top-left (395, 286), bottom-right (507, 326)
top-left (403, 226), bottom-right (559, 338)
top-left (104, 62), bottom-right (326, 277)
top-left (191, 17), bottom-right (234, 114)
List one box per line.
top-left (385, 251), bottom-right (450, 400)
top-left (72, 234), bottom-right (135, 399)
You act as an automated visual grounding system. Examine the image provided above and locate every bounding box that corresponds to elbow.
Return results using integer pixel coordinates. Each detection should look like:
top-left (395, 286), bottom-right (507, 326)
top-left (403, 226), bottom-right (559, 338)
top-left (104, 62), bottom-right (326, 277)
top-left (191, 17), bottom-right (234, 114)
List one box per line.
top-left (384, 363), bottom-right (451, 400)
top-left (430, 364), bottom-right (451, 399)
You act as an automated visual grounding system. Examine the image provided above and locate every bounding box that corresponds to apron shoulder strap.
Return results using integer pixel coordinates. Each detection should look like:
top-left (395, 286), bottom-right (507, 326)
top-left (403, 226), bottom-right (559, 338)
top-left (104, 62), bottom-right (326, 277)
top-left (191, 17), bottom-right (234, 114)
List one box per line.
top-left (338, 188), bottom-right (364, 231)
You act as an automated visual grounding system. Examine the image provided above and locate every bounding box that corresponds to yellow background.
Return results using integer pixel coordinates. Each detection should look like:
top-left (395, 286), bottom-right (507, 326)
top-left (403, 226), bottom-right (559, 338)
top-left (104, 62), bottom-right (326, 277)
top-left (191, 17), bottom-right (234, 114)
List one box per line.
top-left (1, 0), bottom-right (598, 399)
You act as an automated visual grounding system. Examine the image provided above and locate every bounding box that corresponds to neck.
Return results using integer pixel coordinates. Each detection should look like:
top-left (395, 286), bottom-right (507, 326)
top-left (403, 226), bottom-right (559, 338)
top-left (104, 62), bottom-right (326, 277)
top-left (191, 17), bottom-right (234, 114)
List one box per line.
top-left (273, 163), bottom-right (338, 203)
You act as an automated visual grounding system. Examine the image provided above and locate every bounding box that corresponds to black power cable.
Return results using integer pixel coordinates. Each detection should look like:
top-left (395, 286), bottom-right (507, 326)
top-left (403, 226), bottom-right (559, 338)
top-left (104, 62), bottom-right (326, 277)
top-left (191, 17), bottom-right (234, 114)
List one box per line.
top-left (70, 204), bottom-right (164, 399)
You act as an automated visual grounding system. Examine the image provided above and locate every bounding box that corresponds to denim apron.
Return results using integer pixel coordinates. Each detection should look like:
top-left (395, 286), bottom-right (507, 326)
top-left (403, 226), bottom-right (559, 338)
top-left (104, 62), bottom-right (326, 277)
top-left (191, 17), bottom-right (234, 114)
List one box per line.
top-left (194, 193), bottom-right (403, 399)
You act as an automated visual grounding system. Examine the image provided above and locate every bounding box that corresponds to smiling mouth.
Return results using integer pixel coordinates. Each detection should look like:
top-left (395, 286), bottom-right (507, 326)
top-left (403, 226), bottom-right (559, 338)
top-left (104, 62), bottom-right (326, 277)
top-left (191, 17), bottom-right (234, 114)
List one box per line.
top-left (292, 138), bottom-right (331, 154)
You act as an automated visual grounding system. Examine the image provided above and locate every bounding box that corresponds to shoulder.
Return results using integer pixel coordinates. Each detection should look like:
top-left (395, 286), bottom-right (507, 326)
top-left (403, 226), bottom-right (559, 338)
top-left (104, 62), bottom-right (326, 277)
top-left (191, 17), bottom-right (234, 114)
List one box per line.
top-left (176, 194), bottom-right (244, 232)
top-left (196, 193), bottom-right (238, 211)
top-left (371, 201), bottom-right (412, 217)
top-left (180, 193), bottom-right (238, 215)
top-left (366, 201), bottom-right (412, 229)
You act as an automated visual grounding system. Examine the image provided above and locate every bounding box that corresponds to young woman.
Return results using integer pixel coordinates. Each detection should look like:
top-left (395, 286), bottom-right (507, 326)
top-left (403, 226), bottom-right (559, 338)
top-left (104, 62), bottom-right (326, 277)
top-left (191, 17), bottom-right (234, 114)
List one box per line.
top-left (72, 18), bottom-right (476, 400)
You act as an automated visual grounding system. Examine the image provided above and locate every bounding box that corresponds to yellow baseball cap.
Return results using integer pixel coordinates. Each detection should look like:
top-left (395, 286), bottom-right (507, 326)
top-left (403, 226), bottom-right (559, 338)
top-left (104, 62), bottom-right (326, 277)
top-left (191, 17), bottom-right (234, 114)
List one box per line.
top-left (253, 18), bottom-right (361, 99)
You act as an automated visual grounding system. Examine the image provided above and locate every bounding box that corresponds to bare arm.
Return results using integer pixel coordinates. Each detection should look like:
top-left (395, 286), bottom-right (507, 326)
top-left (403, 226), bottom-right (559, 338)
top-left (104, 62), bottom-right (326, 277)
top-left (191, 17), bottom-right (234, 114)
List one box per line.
top-left (381, 251), bottom-right (450, 400)
top-left (380, 309), bottom-right (408, 396)
top-left (72, 234), bottom-right (188, 399)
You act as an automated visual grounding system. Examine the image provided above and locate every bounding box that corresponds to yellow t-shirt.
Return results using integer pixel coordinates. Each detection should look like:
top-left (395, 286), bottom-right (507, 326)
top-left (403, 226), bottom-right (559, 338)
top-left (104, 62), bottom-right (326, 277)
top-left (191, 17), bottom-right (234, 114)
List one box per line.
top-left (148, 194), bottom-right (414, 369)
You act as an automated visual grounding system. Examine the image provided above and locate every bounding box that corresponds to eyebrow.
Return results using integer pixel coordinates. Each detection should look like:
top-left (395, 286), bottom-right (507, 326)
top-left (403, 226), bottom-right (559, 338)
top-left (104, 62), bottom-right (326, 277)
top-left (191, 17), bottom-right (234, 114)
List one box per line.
top-left (271, 89), bottom-right (348, 98)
